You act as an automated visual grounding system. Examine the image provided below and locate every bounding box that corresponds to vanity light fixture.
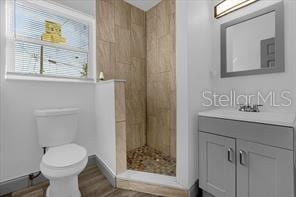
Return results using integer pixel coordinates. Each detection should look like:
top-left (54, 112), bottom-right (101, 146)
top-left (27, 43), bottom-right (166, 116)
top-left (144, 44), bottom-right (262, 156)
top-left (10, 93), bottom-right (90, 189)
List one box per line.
top-left (214, 0), bottom-right (258, 18)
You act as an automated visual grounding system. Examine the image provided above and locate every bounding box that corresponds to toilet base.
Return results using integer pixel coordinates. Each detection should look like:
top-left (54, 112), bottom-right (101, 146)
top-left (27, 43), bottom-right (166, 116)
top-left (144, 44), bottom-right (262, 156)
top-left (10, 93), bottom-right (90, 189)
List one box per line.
top-left (46, 175), bottom-right (81, 197)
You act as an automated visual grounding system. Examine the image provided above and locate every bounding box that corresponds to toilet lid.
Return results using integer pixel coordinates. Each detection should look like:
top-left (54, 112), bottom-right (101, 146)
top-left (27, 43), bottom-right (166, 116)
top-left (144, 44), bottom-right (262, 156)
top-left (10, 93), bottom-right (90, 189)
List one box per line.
top-left (42, 143), bottom-right (87, 168)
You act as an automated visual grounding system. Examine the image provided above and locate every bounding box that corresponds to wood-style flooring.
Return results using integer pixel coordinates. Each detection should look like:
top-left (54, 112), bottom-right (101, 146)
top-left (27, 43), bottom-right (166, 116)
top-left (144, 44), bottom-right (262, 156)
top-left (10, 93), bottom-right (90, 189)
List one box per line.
top-left (1, 165), bottom-right (158, 197)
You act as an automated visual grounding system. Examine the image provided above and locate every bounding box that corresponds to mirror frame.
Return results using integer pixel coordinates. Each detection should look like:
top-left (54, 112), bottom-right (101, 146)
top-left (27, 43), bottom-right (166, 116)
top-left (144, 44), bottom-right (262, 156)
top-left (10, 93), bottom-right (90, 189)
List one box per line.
top-left (221, 2), bottom-right (284, 78)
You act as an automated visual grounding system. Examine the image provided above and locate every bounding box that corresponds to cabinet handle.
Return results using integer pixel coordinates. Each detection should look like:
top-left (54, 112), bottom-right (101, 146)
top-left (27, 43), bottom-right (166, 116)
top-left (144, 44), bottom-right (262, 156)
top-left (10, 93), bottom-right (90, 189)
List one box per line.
top-left (239, 150), bottom-right (248, 166)
top-left (227, 147), bottom-right (234, 163)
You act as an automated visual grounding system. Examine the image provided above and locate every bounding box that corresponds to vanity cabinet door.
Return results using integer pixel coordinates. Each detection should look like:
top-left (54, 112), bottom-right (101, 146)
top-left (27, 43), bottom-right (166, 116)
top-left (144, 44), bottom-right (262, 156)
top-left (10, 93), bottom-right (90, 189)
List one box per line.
top-left (236, 140), bottom-right (294, 197)
top-left (199, 132), bottom-right (236, 197)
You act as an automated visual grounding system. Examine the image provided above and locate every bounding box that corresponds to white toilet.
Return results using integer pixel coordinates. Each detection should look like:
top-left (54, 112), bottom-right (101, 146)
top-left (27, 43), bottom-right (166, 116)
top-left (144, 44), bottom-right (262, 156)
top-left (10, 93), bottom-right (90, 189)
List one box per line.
top-left (35, 108), bottom-right (88, 197)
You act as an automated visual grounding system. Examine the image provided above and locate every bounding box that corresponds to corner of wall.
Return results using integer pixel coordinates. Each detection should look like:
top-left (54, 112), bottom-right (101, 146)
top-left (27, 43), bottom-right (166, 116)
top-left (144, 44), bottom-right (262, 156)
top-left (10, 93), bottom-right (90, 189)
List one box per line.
top-left (176, 0), bottom-right (190, 188)
top-left (0, 0), bottom-right (6, 182)
top-left (176, 0), bottom-right (214, 188)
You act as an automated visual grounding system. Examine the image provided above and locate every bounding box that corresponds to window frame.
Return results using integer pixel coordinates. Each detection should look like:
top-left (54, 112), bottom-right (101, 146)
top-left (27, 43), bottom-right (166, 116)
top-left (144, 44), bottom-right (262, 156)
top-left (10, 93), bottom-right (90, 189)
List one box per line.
top-left (4, 0), bottom-right (96, 82)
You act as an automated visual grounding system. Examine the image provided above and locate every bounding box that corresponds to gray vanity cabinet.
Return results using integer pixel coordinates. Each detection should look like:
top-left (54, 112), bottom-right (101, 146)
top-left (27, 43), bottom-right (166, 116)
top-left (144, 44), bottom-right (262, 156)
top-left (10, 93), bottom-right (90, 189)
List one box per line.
top-left (236, 140), bottom-right (293, 197)
top-left (199, 132), bottom-right (236, 197)
top-left (199, 116), bottom-right (294, 197)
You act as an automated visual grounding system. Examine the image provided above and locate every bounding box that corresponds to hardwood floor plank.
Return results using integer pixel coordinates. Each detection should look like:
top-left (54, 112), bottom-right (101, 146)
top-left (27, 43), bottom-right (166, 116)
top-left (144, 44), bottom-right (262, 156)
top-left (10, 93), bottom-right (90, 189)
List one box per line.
top-left (2, 165), bottom-right (158, 197)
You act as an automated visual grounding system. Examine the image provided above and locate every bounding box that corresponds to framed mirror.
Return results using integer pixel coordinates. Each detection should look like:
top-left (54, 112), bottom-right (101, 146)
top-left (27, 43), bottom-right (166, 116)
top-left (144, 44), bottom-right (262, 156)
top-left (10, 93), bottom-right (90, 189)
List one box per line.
top-left (221, 2), bottom-right (284, 78)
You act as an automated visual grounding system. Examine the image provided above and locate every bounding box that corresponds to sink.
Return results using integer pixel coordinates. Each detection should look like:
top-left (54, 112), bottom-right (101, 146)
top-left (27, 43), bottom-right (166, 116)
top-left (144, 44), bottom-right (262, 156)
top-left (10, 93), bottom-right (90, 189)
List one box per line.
top-left (198, 108), bottom-right (296, 127)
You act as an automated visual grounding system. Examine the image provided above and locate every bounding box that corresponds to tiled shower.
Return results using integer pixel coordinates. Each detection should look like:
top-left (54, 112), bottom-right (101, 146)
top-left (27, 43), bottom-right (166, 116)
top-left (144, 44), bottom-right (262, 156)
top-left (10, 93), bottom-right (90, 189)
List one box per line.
top-left (96, 0), bottom-right (176, 176)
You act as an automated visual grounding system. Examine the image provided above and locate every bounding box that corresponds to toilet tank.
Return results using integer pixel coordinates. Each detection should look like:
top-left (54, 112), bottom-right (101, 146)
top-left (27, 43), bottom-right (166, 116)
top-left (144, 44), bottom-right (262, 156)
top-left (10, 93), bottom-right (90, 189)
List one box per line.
top-left (34, 108), bottom-right (80, 147)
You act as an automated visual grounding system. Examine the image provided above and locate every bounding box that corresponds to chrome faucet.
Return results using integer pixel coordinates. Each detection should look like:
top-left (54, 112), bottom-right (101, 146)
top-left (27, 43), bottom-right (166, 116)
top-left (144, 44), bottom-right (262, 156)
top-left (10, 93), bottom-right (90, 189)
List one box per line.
top-left (238, 104), bottom-right (263, 112)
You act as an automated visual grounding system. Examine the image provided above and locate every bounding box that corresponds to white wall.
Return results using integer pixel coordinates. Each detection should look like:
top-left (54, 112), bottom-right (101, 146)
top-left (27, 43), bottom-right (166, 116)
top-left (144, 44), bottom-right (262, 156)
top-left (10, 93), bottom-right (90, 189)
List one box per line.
top-left (211, 0), bottom-right (296, 112)
top-left (95, 81), bottom-right (116, 175)
top-left (176, 1), bottom-right (189, 187)
top-left (176, 0), bottom-right (296, 190)
top-left (0, 0), bottom-right (97, 182)
top-left (187, 0), bottom-right (212, 187)
top-left (176, 0), bottom-right (212, 188)
top-left (0, 0), bottom-right (6, 183)
top-left (49, 0), bottom-right (96, 17)
top-left (201, 2), bottom-right (296, 195)
top-left (1, 81), bottom-right (96, 181)
top-left (124, 0), bottom-right (161, 11)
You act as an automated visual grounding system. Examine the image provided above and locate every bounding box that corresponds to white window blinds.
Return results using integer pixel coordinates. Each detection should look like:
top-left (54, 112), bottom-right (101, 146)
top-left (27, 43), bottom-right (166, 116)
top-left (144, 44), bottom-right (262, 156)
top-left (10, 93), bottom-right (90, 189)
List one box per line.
top-left (14, 1), bottom-right (90, 78)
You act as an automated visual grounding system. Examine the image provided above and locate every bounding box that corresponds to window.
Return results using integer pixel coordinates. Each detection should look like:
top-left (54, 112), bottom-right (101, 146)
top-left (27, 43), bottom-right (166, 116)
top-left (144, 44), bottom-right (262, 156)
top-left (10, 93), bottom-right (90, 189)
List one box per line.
top-left (5, 0), bottom-right (95, 80)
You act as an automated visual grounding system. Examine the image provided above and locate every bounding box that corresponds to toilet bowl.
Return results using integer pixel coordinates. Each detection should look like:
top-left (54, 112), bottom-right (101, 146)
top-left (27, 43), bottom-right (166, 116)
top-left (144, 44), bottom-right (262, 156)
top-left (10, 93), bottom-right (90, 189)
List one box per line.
top-left (34, 108), bottom-right (87, 197)
top-left (41, 143), bottom-right (88, 197)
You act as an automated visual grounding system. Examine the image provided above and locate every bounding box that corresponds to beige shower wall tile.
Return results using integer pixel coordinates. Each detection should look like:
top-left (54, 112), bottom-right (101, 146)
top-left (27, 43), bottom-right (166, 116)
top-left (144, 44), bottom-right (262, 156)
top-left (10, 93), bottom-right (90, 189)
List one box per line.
top-left (157, 53), bottom-right (171, 73)
top-left (158, 111), bottom-right (170, 156)
top-left (147, 80), bottom-right (158, 115)
top-left (157, 34), bottom-right (173, 73)
top-left (146, 15), bottom-right (157, 54)
top-left (139, 122), bottom-right (146, 147)
top-left (97, 40), bottom-right (114, 79)
top-left (156, 0), bottom-right (171, 38)
top-left (147, 40), bottom-right (157, 75)
top-left (146, 15), bottom-right (157, 35)
top-left (149, 73), bottom-right (170, 109)
top-left (126, 122), bottom-right (146, 151)
top-left (115, 62), bottom-right (134, 98)
top-left (105, 0), bottom-right (115, 4)
top-left (115, 26), bottom-right (131, 64)
top-left (146, 5), bottom-right (156, 19)
top-left (170, 129), bottom-right (176, 158)
top-left (159, 35), bottom-right (176, 86)
top-left (147, 30), bottom-right (156, 52)
top-left (170, 0), bottom-right (176, 14)
top-left (147, 111), bottom-right (170, 155)
top-left (116, 121), bottom-right (127, 173)
top-left (96, 0), bottom-right (115, 43)
top-left (170, 14), bottom-right (176, 52)
top-left (169, 55), bottom-right (176, 91)
top-left (115, 82), bottom-right (126, 122)
top-left (158, 73), bottom-right (171, 109)
top-left (131, 24), bottom-right (146, 59)
top-left (170, 91), bottom-right (176, 130)
top-left (110, 42), bottom-right (116, 73)
top-left (146, 1), bottom-right (176, 157)
top-left (115, 63), bottom-right (130, 80)
top-left (147, 115), bottom-right (157, 149)
top-left (115, 0), bottom-right (131, 29)
top-left (126, 100), bottom-right (134, 124)
top-left (157, 1), bottom-right (172, 20)
top-left (138, 92), bottom-right (147, 123)
top-left (152, 57), bottom-right (170, 76)
top-left (147, 35), bottom-right (173, 75)
top-left (147, 72), bottom-right (170, 115)
top-left (131, 6), bottom-right (145, 26)
top-left (97, 0), bottom-right (148, 153)
top-left (158, 34), bottom-right (173, 54)
top-left (126, 93), bottom-right (146, 124)
top-left (131, 57), bottom-right (146, 92)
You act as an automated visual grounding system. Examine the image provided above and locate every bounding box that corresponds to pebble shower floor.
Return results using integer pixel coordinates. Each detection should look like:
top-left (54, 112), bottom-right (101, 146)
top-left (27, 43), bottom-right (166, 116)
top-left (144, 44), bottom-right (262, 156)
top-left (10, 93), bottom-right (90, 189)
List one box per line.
top-left (127, 146), bottom-right (176, 176)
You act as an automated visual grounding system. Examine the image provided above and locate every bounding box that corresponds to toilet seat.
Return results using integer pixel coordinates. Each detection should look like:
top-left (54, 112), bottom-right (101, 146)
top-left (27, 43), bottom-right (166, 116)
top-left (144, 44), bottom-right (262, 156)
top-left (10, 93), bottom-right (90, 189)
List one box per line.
top-left (40, 143), bottom-right (88, 179)
top-left (43, 143), bottom-right (87, 169)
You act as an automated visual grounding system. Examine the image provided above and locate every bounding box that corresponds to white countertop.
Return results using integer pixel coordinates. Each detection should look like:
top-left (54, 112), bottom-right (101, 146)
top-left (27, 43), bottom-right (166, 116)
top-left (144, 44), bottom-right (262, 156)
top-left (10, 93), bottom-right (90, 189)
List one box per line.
top-left (199, 108), bottom-right (296, 127)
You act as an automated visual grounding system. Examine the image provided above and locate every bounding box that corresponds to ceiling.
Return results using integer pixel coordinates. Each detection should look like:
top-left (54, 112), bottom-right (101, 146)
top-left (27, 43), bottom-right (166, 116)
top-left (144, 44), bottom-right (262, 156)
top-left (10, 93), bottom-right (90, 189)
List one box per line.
top-left (124, 0), bottom-right (161, 11)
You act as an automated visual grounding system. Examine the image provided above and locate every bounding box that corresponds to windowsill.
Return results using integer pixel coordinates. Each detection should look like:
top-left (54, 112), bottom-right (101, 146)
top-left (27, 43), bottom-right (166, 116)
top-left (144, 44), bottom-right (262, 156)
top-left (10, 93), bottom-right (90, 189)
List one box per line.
top-left (96, 79), bottom-right (126, 84)
top-left (5, 72), bottom-right (95, 84)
